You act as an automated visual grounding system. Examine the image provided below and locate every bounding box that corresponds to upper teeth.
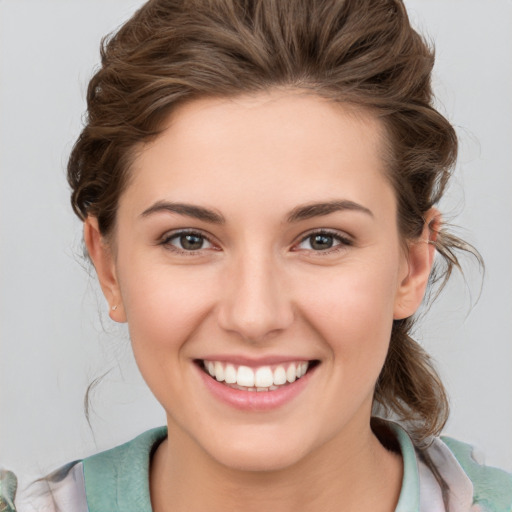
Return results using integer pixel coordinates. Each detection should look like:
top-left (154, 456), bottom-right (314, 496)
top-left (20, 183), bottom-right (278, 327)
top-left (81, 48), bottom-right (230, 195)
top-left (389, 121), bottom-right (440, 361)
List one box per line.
top-left (204, 361), bottom-right (309, 389)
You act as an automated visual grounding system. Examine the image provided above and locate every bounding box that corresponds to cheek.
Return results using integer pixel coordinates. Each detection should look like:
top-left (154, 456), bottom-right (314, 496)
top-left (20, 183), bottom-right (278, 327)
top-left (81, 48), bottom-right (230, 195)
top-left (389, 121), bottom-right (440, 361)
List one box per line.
top-left (117, 263), bottom-right (222, 414)
top-left (296, 257), bottom-right (400, 365)
top-left (117, 260), bottom-right (219, 358)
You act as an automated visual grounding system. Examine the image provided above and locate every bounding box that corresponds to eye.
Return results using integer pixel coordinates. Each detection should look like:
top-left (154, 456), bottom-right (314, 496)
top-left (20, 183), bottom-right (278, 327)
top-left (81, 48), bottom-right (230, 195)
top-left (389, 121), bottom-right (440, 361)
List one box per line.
top-left (161, 230), bottom-right (214, 253)
top-left (295, 230), bottom-right (352, 253)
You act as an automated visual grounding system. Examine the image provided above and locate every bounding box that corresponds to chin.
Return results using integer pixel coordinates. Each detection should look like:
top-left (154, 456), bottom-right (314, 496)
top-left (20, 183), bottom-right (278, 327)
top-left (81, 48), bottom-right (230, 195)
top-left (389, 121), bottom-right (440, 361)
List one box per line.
top-left (194, 426), bottom-right (312, 473)
top-left (211, 443), bottom-right (307, 473)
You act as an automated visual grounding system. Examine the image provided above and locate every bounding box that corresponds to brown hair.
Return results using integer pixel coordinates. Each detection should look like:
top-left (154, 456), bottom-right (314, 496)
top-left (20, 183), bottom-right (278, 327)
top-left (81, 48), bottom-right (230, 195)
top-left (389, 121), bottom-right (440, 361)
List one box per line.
top-left (68, 0), bottom-right (479, 443)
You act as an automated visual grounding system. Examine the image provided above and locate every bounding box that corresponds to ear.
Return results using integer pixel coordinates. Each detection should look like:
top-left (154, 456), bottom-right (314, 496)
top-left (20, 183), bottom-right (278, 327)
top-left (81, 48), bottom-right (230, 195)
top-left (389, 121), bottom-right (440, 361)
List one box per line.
top-left (393, 208), bottom-right (440, 320)
top-left (84, 217), bottom-right (127, 323)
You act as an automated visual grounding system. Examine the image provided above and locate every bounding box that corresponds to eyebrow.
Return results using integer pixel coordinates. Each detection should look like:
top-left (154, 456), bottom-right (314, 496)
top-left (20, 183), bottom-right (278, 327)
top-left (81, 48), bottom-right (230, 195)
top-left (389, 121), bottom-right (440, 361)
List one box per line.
top-left (140, 201), bottom-right (226, 224)
top-left (286, 200), bottom-right (373, 223)
top-left (140, 199), bottom-right (372, 225)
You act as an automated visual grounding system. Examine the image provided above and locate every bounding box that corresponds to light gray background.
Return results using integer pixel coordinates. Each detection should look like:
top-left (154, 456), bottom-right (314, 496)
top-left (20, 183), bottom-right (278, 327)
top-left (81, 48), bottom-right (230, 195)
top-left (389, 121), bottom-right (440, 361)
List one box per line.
top-left (1, 0), bottom-right (511, 478)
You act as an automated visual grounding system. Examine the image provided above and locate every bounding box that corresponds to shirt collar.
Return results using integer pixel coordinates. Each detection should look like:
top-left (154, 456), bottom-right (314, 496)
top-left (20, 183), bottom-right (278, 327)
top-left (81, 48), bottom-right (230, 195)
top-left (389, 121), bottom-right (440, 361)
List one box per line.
top-left (82, 422), bottom-right (429, 512)
top-left (386, 421), bottom-right (422, 512)
top-left (83, 426), bottom-right (167, 512)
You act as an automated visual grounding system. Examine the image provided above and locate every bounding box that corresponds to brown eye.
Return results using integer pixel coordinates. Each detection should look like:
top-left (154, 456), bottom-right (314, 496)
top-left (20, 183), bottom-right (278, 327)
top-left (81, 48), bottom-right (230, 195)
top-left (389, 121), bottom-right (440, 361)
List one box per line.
top-left (309, 234), bottom-right (334, 250)
top-left (295, 230), bottom-right (352, 253)
top-left (180, 233), bottom-right (205, 250)
top-left (162, 231), bottom-right (213, 252)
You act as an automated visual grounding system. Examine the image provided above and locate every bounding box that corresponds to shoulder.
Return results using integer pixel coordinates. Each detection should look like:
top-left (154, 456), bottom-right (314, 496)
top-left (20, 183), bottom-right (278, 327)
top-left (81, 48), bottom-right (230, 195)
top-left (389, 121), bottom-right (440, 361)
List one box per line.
top-left (382, 419), bottom-right (512, 512)
top-left (7, 461), bottom-right (87, 512)
top-left (82, 426), bottom-right (167, 512)
top-left (5, 427), bottom-right (167, 512)
top-left (430, 436), bottom-right (512, 512)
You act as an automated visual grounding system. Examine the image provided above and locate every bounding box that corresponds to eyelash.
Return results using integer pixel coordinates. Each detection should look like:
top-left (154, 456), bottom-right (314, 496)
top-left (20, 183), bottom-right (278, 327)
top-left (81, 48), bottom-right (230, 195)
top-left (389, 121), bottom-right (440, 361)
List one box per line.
top-left (159, 229), bottom-right (353, 256)
top-left (294, 229), bottom-right (353, 255)
top-left (159, 230), bottom-right (217, 255)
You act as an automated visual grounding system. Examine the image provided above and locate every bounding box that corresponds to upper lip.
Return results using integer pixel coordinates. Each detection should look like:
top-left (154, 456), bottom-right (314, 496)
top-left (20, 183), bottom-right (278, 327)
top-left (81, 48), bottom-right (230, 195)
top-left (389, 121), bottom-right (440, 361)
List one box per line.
top-left (195, 355), bottom-right (317, 367)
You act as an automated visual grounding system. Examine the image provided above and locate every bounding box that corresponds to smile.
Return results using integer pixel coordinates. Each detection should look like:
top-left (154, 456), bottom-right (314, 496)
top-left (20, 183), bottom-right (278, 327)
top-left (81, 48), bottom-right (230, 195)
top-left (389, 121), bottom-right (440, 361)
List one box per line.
top-left (199, 360), bottom-right (314, 392)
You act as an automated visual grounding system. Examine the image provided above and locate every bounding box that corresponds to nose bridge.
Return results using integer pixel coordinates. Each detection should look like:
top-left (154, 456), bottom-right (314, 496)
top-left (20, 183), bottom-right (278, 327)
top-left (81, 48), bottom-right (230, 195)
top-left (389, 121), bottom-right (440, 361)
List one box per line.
top-left (218, 248), bottom-right (293, 342)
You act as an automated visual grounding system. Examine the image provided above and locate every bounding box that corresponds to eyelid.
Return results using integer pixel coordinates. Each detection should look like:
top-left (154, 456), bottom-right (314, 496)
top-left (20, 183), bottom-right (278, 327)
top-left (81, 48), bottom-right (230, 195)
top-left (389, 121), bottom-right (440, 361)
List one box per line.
top-left (159, 228), bottom-right (219, 253)
top-left (292, 228), bottom-right (353, 253)
top-left (158, 227), bottom-right (352, 255)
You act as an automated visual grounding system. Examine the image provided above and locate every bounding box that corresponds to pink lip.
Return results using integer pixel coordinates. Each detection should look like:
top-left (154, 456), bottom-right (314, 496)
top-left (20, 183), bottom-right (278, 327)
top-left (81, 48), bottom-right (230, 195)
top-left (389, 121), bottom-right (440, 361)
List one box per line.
top-left (196, 363), bottom-right (316, 411)
top-left (196, 355), bottom-right (311, 367)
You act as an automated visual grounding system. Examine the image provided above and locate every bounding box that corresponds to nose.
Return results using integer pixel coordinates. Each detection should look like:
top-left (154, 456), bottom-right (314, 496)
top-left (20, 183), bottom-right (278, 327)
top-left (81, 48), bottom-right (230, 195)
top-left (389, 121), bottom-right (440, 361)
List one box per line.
top-left (217, 253), bottom-right (294, 343)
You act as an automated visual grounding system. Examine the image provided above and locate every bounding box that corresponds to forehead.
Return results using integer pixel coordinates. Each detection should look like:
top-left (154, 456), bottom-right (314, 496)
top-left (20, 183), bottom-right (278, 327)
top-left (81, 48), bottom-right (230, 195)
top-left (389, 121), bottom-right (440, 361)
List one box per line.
top-left (122, 90), bottom-right (394, 220)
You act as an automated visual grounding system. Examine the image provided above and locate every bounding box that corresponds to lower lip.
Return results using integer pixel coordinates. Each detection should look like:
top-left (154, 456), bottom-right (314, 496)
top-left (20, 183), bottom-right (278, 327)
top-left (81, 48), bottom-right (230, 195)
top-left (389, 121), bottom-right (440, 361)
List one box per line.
top-left (196, 365), bottom-right (315, 411)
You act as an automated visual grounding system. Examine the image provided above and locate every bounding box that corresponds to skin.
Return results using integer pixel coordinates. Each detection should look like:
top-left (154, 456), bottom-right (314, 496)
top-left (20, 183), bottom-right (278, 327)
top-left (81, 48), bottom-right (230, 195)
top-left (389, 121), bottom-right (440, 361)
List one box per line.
top-left (85, 90), bottom-right (437, 512)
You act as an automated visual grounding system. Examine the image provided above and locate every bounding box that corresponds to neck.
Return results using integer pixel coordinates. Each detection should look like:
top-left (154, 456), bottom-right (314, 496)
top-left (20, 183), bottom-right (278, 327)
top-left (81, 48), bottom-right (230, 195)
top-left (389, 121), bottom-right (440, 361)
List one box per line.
top-left (150, 418), bottom-right (403, 512)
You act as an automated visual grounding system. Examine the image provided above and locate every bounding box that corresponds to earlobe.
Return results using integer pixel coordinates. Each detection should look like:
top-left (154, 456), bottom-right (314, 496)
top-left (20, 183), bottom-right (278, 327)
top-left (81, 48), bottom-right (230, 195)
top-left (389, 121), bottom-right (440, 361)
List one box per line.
top-left (393, 209), bottom-right (440, 320)
top-left (83, 217), bottom-right (127, 323)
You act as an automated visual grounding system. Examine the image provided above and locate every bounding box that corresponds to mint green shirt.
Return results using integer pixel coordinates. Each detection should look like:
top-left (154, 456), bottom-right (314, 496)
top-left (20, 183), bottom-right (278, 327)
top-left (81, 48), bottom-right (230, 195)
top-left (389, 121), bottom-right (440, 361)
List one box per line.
top-left (6, 421), bottom-right (512, 511)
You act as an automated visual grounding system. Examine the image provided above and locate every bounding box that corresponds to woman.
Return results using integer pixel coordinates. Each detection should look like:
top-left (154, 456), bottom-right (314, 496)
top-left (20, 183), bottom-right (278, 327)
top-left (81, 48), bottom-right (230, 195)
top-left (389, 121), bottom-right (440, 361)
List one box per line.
top-left (3, 0), bottom-right (511, 510)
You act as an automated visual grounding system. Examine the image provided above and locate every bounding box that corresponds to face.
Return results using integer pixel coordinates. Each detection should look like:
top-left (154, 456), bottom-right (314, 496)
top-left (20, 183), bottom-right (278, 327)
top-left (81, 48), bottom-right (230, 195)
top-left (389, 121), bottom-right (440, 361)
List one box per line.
top-left (87, 91), bottom-right (432, 472)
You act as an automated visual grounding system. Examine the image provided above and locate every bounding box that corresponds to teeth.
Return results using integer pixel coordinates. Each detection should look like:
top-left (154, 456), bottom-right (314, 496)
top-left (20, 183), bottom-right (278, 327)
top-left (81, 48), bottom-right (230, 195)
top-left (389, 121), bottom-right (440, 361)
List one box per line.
top-left (254, 367), bottom-right (273, 387)
top-left (286, 364), bottom-right (296, 383)
top-left (237, 366), bottom-right (255, 387)
top-left (273, 366), bottom-right (287, 385)
top-left (214, 361), bottom-right (224, 382)
top-left (203, 360), bottom-right (311, 389)
top-left (224, 364), bottom-right (237, 384)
